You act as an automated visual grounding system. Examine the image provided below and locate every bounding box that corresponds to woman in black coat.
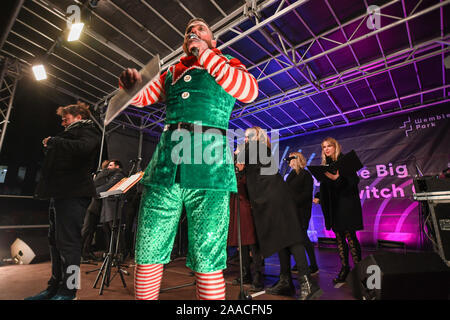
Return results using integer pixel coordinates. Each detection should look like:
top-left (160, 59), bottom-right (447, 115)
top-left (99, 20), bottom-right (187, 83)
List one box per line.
top-left (313, 137), bottom-right (363, 284)
top-left (237, 127), bottom-right (322, 300)
top-left (285, 152), bottom-right (318, 274)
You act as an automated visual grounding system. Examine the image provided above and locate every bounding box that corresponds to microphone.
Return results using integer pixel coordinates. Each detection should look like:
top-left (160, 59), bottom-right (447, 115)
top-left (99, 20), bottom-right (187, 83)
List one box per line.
top-left (283, 156), bottom-right (297, 162)
top-left (408, 155), bottom-right (424, 177)
top-left (187, 33), bottom-right (200, 57)
top-left (129, 157), bottom-right (142, 163)
top-left (191, 47), bottom-right (199, 57)
top-left (415, 163), bottom-right (424, 177)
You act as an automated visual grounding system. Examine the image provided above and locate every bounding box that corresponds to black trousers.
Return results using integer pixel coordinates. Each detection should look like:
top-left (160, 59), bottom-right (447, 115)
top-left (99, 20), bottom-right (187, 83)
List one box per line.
top-left (302, 227), bottom-right (318, 268)
top-left (123, 191), bottom-right (142, 258)
top-left (278, 242), bottom-right (309, 277)
top-left (48, 197), bottom-right (90, 295)
top-left (241, 244), bottom-right (263, 273)
top-left (81, 198), bottom-right (101, 257)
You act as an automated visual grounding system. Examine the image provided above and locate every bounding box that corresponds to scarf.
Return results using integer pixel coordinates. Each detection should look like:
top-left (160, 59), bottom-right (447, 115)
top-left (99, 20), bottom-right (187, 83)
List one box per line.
top-left (65, 119), bottom-right (93, 131)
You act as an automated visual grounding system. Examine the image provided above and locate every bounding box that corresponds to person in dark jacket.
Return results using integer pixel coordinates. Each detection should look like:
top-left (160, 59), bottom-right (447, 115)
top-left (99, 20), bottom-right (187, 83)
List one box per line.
top-left (227, 162), bottom-right (264, 291)
top-left (27, 103), bottom-right (101, 300)
top-left (81, 159), bottom-right (110, 261)
top-left (286, 152), bottom-right (319, 275)
top-left (313, 137), bottom-right (363, 284)
top-left (238, 126), bottom-right (322, 300)
top-left (98, 159), bottom-right (126, 257)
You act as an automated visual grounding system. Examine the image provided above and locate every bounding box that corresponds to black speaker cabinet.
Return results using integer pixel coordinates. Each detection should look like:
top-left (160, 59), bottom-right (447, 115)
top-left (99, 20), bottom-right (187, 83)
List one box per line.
top-left (429, 202), bottom-right (450, 265)
top-left (349, 251), bottom-right (450, 300)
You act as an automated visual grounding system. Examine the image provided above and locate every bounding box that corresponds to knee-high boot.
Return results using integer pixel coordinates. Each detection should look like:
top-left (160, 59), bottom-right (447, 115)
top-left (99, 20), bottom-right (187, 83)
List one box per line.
top-left (345, 231), bottom-right (362, 265)
top-left (334, 232), bottom-right (350, 284)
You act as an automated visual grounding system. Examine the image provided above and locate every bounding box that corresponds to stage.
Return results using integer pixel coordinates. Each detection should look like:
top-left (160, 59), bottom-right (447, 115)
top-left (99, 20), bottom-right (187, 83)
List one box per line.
top-left (0, 247), bottom-right (356, 300)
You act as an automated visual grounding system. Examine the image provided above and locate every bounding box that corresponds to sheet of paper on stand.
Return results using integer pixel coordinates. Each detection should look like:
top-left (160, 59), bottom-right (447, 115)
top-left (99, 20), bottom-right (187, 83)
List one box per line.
top-left (104, 55), bottom-right (161, 126)
top-left (98, 171), bottom-right (144, 198)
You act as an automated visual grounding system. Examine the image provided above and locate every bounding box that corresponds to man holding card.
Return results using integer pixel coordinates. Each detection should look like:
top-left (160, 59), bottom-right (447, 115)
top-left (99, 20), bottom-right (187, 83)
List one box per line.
top-left (118, 18), bottom-right (258, 300)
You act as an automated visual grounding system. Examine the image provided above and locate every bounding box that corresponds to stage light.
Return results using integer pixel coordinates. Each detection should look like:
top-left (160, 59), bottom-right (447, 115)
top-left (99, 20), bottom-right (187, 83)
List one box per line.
top-left (67, 22), bottom-right (84, 42)
top-left (32, 64), bottom-right (47, 81)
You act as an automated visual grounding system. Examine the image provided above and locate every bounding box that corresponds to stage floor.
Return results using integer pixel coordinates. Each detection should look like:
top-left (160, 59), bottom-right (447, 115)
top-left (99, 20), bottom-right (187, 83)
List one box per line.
top-left (0, 247), bottom-right (357, 300)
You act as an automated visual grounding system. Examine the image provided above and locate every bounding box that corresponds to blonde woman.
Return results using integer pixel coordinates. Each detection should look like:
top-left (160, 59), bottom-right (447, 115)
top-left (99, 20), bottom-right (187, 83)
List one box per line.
top-left (244, 126), bottom-right (271, 147)
top-left (286, 152), bottom-right (318, 275)
top-left (313, 137), bottom-right (363, 284)
top-left (237, 127), bottom-right (322, 300)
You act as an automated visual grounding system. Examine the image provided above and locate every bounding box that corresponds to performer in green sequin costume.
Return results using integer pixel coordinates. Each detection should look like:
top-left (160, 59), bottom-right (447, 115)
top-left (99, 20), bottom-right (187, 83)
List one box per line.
top-left (119, 18), bottom-right (258, 299)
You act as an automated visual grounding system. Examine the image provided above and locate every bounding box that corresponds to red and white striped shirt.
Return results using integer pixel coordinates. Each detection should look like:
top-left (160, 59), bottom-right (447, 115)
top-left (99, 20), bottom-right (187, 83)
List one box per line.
top-left (129, 48), bottom-right (258, 107)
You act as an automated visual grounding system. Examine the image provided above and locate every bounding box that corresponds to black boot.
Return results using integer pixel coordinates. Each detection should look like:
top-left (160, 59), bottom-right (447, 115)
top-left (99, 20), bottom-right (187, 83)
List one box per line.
top-left (251, 271), bottom-right (264, 291)
top-left (24, 287), bottom-right (58, 300)
top-left (232, 267), bottom-right (252, 285)
top-left (333, 265), bottom-right (350, 284)
top-left (265, 273), bottom-right (295, 296)
top-left (24, 278), bottom-right (59, 300)
top-left (298, 274), bottom-right (323, 300)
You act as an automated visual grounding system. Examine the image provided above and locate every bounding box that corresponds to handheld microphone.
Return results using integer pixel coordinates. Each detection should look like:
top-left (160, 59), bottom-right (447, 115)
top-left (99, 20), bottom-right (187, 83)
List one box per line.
top-left (188, 33), bottom-right (200, 57)
top-left (284, 156), bottom-right (297, 162)
top-left (129, 157), bottom-right (142, 163)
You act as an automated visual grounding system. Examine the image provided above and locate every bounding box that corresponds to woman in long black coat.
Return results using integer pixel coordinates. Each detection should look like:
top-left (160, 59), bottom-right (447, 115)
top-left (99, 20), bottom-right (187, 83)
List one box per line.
top-left (285, 152), bottom-right (318, 274)
top-left (313, 137), bottom-right (363, 284)
top-left (237, 127), bottom-right (322, 300)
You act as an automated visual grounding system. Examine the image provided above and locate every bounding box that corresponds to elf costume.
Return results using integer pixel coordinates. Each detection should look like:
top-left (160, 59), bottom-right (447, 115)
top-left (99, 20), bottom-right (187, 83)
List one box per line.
top-left (128, 48), bottom-right (258, 299)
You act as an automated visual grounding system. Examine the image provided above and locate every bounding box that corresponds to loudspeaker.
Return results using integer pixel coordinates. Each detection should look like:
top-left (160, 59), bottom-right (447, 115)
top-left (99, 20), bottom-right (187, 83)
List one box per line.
top-left (9, 233), bottom-right (49, 264)
top-left (429, 202), bottom-right (450, 266)
top-left (349, 251), bottom-right (450, 300)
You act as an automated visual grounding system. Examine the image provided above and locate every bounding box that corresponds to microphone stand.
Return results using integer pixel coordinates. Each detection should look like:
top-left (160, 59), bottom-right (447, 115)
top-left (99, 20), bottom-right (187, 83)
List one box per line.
top-left (409, 155), bottom-right (426, 248)
top-left (235, 167), bottom-right (252, 300)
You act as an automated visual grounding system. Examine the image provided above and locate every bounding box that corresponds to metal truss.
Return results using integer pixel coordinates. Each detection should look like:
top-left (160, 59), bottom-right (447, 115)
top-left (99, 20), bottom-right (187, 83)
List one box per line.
top-left (233, 37), bottom-right (449, 119)
top-left (230, 0), bottom-right (450, 137)
top-left (1, 0), bottom-right (449, 139)
top-left (108, 0), bottom-right (450, 137)
top-left (0, 57), bottom-right (21, 153)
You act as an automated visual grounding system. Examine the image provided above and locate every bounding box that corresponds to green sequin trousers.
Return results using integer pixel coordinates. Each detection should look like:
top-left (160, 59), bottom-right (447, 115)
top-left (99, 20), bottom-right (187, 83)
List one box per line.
top-left (135, 184), bottom-right (230, 273)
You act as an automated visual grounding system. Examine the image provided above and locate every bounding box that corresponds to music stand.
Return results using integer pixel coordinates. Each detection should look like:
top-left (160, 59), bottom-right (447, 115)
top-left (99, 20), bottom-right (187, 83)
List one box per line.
top-left (92, 172), bottom-right (144, 295)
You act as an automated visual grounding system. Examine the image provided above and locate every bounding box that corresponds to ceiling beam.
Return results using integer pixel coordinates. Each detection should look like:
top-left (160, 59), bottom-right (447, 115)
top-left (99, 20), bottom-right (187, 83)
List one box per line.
top-left (232, 36), bottom-right (449, 118)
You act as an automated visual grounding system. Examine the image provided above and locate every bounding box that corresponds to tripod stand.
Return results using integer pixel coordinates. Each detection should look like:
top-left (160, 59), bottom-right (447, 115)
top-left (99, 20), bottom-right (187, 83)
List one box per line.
top-left (92, 194), bottom-right (129, 295)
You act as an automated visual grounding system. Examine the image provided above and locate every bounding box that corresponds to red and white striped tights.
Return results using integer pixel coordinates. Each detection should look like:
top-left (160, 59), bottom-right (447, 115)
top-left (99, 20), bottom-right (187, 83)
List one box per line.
top-left (135, 264), bottom-right (225, 300)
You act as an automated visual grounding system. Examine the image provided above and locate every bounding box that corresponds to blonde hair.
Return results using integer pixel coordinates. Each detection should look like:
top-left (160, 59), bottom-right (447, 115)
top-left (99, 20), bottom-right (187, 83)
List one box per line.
top-left (321, 137), bottom-right (342, 165)
top-left (289, 152), bottom-right (307, 174)
top-left (245, 126), bottom-right (271, 148)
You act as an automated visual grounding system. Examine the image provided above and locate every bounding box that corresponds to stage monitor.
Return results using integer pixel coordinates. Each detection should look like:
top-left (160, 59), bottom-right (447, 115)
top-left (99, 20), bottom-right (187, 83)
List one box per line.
top-left (10, 238), bottom-right (36, 265)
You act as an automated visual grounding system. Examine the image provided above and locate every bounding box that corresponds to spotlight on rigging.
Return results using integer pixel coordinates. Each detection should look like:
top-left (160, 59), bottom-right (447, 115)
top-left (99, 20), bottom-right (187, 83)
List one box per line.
top-left (32, 64), bottom-right (47, 81)
top-left (67, 22), bottom-right (84, 42)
